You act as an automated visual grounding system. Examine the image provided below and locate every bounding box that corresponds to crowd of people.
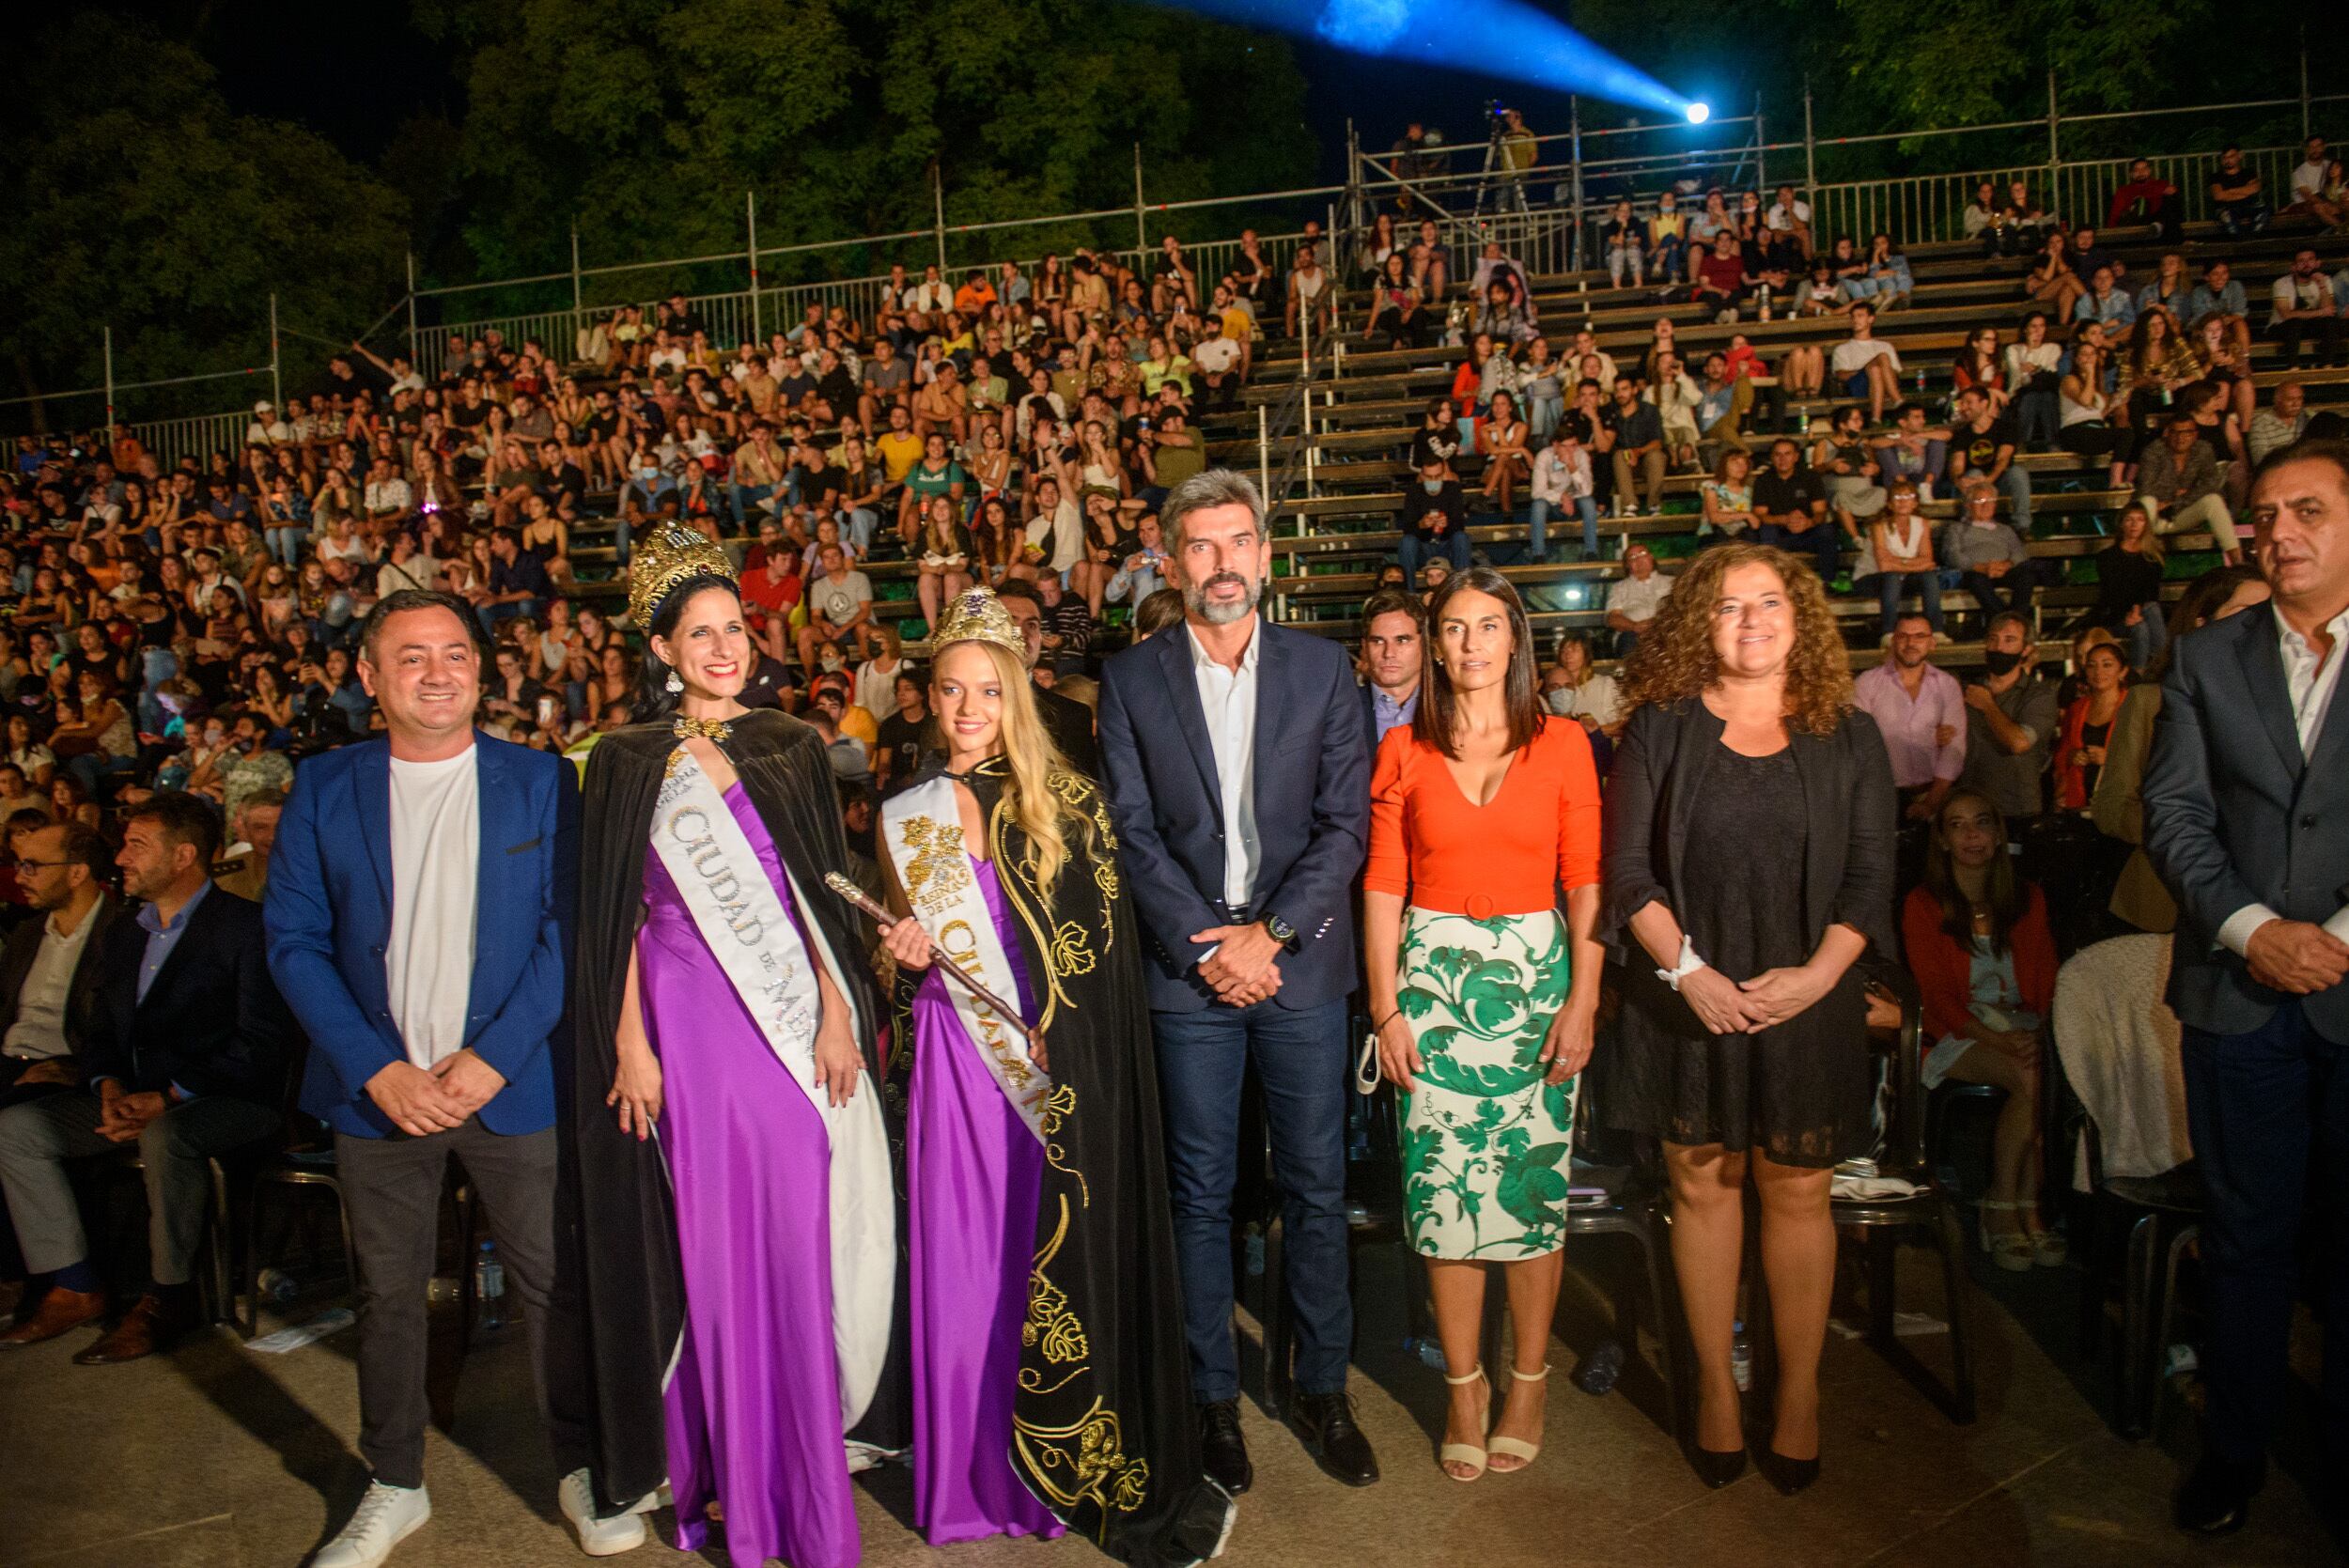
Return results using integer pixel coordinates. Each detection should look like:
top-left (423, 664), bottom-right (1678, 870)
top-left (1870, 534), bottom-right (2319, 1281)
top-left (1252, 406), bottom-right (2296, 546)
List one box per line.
top-left (0, 128), bottom-right (2346, 1565)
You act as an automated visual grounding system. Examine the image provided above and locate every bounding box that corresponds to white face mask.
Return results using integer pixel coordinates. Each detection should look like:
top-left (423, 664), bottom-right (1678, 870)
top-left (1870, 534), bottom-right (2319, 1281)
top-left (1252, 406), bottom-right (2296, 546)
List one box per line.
top-left (1422, 478), bottom-right (1444, 494)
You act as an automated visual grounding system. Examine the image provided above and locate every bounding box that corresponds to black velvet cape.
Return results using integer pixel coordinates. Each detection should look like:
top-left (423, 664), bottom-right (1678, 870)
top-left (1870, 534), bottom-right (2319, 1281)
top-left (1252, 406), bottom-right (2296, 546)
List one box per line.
top-left (893, 757), bottom-right (1227, 1564)
top-left (567, 710), bottom-right (908, 1509)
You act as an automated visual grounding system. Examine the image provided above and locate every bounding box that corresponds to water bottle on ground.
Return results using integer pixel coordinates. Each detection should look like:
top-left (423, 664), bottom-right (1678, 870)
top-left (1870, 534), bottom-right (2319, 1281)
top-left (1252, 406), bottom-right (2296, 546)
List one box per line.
top-left (1730, 1321), bottom-right (1753, 1391)
top-left (1574, 1339), bottom-right (1625, 1395)
top-left (476, 1240), bottom-right (507, 1330)
top-left (256, 1267), bottom-right (298, 1306)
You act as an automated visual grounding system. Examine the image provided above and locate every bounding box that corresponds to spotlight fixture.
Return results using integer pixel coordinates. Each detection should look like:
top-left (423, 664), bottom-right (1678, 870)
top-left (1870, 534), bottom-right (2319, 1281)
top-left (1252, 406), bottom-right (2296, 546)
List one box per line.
top-left (1686, 101), bottom-right (1711, 124)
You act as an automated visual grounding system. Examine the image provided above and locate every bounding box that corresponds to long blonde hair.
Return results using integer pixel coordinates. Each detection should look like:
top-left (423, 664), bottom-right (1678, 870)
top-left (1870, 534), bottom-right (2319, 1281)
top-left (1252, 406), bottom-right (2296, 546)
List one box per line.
top-left (950, 640), bottom-right (1073, 895)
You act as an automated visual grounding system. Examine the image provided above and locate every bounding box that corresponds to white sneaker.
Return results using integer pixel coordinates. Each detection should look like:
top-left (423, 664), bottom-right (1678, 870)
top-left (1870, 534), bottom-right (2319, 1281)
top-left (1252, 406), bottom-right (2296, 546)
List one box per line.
top-left (561, 1468), bottom-right (649, 1557)
top-left (314, 1483), bottom-right (429, 1568)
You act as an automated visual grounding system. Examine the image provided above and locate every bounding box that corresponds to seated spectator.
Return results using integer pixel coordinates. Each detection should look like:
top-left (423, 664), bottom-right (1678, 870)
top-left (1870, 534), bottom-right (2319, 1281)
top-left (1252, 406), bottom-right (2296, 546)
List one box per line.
top-left (0, 822), bottom-right (119, 1114)
top-left (1399, 455), bottom-right (1470, 583)
top-left (1829, 303), bottom-right (1903, 424)
top-left (1751, 436), bottom-right (1837, 581)
top-left (1542, 632), bottom-right (1622, 737)
top-left (2279, 134), bottom-right (2336, 222)
top-left (214, 788), bottom-right (284, 902)
top-left (2270, 247), bottom-right (2345, 369)
top-left (1601, 376), bottom-right (1666, 518)
top-left (2023, 231), bottom-right (2087, 324)
top-left (0, 794), bottom-right (293, 1359)
top-left (1901, 790), bottom-right (2061, 1269)
top-left (1948, 386), bottom-right (2033, 532)
top-left (2135, 252), bottom-right (2193, 321)
top-left (1602, 542), bottom-right (1672, 657)
top-left (1940, 482), bottom-right (2050, 623)
top-left (797, 541), bottom-right (879, 673)
top-left (2089, 503), bottom-right (2168, 671)
top-left (2206, 145), bottom-right (2268, 235)
top-left (2248, 380), bottom-right (2313, 464)
top-left (1873, 402), bottom-right (1952, 498)
top-left (2074, 265), bottom-right (2136, 331)
top-left (2186, 258), bottom-right (2248, 326)
top-left (1529, 430), bottom-right (1598, 563)
top-left (2107, 158), bottom-right (2184, 241)
top-left (2135, 415), bottom-right (2244, 566)
top-left (1851, 483), bottom-right (1941, 639)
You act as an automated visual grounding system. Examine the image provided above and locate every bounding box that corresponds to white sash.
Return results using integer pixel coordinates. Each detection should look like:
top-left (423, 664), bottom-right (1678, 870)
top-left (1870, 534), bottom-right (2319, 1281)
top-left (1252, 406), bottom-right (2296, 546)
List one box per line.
top-left (650, 745), bottom-right (893, 1428)
top-left (881, 777), bottom-right (1050, 1145)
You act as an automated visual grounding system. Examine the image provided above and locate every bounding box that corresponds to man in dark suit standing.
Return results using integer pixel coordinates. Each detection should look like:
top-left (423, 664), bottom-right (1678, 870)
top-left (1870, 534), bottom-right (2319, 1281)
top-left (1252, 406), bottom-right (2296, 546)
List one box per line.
top-left (0, 796), bottom-right (289, 1360)
top-left (1099, 469), bottom-right (1377, 1497)
top-left (2145, 438), bottom-right (2349, 1535)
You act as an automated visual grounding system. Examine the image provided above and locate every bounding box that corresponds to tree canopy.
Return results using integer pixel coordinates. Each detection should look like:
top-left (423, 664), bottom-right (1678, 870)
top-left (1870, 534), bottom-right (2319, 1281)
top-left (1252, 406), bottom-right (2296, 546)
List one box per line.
top-left (414, 0), bottom-right (1316, 299)
top-left (0, 15), bottom-right (409, 423)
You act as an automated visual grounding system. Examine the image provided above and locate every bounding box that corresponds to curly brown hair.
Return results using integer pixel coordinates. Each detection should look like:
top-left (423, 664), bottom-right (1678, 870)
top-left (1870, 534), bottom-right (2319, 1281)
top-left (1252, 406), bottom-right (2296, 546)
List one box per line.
top-left (1615, 542), bottom-right (1856, 735)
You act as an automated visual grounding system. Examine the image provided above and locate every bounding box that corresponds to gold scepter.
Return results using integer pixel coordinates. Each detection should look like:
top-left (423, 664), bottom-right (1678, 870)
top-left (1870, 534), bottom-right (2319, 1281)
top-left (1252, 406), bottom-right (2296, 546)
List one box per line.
top-left (823, 873), bottom-right (1045, 1059)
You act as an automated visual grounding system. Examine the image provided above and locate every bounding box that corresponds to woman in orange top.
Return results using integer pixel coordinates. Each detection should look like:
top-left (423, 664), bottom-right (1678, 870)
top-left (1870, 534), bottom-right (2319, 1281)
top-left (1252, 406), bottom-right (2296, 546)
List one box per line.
top-left (1365, 567), bottom-right (1605, 1483)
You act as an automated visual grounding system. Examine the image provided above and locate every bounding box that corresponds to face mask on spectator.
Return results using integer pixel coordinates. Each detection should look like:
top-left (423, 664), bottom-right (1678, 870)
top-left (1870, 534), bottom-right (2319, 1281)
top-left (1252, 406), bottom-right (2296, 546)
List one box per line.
top-left (1981, 649), bottom-right (2022, 676)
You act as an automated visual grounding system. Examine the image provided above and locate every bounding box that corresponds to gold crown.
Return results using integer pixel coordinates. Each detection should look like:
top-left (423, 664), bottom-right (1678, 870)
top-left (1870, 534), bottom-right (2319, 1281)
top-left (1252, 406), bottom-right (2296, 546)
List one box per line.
top-left (627, 523), bottom-right (737, 628)
top-left (930, 588), bottom-right (1027, 659)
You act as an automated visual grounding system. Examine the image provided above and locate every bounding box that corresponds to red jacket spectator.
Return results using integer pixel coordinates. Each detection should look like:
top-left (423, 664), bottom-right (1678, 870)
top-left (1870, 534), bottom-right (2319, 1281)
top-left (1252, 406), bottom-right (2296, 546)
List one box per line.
top-left (1900, 881), bottom-right (2058, 1048)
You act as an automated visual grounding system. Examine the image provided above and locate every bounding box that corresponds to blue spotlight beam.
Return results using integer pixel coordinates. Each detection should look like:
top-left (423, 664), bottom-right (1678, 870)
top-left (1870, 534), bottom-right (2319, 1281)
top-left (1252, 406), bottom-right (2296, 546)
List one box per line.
top-left (1146, 0), bottom-right (1695, 119)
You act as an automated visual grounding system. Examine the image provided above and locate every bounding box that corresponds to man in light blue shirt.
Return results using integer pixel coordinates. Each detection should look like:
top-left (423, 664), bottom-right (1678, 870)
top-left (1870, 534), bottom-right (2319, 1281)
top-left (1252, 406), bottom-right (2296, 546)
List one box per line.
top-left (2187, 260), bottom-right (2248, 323)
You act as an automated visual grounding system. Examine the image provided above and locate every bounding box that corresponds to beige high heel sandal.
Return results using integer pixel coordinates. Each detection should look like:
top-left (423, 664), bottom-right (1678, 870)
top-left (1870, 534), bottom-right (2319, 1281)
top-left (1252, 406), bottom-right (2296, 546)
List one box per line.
top-left (1439, 1366), bottom-right (1490, 1482)
top-left (1486, 1363), bottom-right (1551, 1472)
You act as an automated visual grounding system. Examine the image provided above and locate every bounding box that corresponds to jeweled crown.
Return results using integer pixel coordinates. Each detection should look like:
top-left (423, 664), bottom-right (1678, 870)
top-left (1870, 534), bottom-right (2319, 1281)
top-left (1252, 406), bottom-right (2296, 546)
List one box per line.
top-left (627, 523), bottom-right (737, 627)
top-left (930, 588), bottom-right (1027, 659)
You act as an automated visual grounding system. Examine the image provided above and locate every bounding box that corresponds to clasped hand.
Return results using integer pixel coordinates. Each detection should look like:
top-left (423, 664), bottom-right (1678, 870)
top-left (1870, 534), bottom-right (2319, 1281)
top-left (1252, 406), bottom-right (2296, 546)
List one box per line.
top-left (1679, 961), bottom-right (1833, 1034)
top-left (1193, 923), bottom-right (1283, 1006)
top-left (365, 1049), bottom-right (506, 1138)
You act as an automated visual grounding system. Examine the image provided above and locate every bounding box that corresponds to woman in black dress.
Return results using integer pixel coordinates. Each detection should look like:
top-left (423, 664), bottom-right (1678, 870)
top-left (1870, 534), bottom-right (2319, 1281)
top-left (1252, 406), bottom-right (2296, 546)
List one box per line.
top-left (1601, 542), bottom-right (1895, 1495)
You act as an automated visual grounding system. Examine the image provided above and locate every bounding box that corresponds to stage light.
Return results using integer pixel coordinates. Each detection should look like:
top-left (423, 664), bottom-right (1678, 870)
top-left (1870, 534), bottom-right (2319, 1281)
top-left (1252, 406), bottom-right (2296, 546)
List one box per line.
top-left (1686, 101), bottom-right (1710, 124)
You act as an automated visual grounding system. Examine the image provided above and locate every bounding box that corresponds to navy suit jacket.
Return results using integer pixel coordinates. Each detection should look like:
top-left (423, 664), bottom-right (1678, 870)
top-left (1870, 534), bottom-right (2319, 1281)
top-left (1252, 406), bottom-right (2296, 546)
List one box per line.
top-left (1098, 618), bottom-right (1371, 1012)
top-left (265, 734), bottom-right (579, 1138)
top-left (2143, 606), bottom-right (2349, 1040)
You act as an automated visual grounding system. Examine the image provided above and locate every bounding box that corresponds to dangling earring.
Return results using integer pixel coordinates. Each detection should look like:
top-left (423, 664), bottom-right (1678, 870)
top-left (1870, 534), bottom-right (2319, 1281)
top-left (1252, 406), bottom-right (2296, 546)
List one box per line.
top-left (666, 669), bottom-right (684, 694)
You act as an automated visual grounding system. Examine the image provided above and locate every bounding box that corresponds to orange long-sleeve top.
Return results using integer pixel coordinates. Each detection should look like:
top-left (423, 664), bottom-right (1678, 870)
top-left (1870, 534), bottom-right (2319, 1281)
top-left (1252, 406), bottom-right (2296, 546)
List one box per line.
top-left (1363, 718), bottom-right (1603, 917)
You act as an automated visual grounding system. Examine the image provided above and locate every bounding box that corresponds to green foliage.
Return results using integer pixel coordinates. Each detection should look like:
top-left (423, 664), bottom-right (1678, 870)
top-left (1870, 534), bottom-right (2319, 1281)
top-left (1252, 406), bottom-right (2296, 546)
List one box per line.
top-left (417, 0), bottom-right (1315, 304)
top-left (0, 16), bottom-right (408, 420)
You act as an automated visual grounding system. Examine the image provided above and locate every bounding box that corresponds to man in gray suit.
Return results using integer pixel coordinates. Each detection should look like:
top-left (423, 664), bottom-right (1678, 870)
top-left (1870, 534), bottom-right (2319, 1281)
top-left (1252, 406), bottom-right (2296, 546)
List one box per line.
top-left (2144, 438), bottom-right (2349, 1535)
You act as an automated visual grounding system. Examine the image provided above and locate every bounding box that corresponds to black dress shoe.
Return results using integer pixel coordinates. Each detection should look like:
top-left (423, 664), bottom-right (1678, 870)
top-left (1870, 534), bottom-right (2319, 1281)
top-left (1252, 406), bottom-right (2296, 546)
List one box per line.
top-left (1197, 1399), bottom-right (1252, 1497)
top-left (1756, 1447), bottom-right (1820, 1496)
top-left (1292, 1390), bottom-right (1380, 1486)
top-left (2174, 1455), bottom-right (2263, 1535)
top-left (1688, 1444), bottom-right (1748, 1489)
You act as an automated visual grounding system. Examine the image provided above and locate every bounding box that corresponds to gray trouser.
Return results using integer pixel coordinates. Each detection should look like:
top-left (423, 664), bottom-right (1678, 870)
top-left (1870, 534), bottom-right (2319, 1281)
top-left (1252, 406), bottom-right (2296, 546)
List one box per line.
top-left (335, 1120), bottom-right (594, 1490)
top-left (0, 1089), bottom-right (279, 1283)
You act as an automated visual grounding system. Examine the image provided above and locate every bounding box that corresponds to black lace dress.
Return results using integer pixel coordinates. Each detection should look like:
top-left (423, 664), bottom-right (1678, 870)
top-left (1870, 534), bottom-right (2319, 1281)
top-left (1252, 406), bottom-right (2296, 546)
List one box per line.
top-left (1609, 742), bottom-right (1872, 1166)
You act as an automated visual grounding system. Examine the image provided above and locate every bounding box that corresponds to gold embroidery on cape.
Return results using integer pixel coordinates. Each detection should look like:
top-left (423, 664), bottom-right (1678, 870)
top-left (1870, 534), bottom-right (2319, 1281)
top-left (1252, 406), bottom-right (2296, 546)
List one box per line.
top-left (1013, 1400), bottom-right (1150, 1517)
top-left (1015, 1199), bottom-right (1150, 1517)
top-left (1020, 1196), bottom-right (1088, 1392)
top-left (1040, 1084), bottom-right (1088, 1207)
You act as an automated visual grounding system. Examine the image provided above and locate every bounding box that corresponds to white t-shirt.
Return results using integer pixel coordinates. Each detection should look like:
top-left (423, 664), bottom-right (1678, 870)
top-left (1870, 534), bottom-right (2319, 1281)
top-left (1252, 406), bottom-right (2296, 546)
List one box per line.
top-left (387, 747), bottom-right (480, 1070)
top-left (2292, 159), bottom-right (2329, 202)
top-left (1607, 571), bottom-right (1673, 624)
top-left (1831, 336), bottom-right (1902, 376)
top-left (2274, 273), bottom-right (2329, 314)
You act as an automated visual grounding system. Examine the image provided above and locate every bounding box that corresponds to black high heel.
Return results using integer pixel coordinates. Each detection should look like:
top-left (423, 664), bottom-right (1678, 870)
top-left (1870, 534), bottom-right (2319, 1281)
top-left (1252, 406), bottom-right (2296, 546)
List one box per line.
top-left (1688, 1443), bottom-right (1749, 1489)
top-left (1756, 1447), bottom-right (1820, 1496)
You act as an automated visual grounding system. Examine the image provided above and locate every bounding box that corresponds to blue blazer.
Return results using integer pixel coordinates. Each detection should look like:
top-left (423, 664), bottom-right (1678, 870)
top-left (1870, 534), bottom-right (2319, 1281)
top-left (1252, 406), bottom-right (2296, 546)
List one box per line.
top-left (1098, 619), bottom-right (1370, 1013)
top-left (265, 734), bottom-right (580, 1138)
top-left (2143, 606), bottom-right (2349, 1041)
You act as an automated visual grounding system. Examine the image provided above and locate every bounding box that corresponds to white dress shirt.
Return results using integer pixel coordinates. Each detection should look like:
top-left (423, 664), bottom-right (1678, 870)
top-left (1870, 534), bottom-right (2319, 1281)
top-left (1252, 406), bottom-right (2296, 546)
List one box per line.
top-left (2, 903), bottom-right (101, 1061)
top-left (2217, 604), bottom-right (2349, 955)
top-left (1189, 622), bottom-right (1261, 909)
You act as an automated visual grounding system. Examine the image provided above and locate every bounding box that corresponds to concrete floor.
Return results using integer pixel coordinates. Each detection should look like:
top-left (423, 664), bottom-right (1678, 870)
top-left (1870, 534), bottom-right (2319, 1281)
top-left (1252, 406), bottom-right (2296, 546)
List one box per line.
top-left (1, 1237), bottom-right (2341, 1568)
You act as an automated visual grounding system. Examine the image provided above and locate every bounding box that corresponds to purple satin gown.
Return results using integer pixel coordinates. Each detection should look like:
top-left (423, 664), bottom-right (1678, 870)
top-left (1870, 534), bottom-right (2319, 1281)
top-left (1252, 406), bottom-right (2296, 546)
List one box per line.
top-left (639, 782), bottom-right (859, 1568)
top-left (907, 856), bottom-right (1066, 1545)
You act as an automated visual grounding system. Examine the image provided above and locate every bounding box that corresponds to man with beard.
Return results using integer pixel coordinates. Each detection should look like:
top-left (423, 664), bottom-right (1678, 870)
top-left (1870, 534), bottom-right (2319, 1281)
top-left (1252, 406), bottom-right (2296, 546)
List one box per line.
top-left (1097, 470), bottom-right (1379, 1499)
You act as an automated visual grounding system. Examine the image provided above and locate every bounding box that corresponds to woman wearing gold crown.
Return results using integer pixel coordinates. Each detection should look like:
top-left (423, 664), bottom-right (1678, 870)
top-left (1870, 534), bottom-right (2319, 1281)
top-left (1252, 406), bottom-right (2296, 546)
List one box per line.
top-left (873, 587), bottom-right (1233, 1565)
top-left (566, 523), bottom-right (902, 1568)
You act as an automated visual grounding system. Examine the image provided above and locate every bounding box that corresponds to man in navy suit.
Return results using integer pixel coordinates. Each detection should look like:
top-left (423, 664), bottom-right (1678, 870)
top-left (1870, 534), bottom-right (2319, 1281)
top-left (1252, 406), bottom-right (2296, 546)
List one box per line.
top-left (267, 590), bottom-right (637, 1567)
top-left (1098, 470), bottom-right (1377, 1496)
top-left (2145, 439), bottom-right (2349, 1535)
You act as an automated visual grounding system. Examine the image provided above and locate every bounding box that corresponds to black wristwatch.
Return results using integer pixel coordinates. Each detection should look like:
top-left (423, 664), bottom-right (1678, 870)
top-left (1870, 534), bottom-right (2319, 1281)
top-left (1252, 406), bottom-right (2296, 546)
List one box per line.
top-left (1263, 912), bottom-right (1297, 945)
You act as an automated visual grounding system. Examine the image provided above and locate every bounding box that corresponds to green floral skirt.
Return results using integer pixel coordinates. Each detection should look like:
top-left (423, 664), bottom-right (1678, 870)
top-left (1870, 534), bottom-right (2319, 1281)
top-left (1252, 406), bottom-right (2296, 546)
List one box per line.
top-left (1396, 908), bottom-right (1579, 1261)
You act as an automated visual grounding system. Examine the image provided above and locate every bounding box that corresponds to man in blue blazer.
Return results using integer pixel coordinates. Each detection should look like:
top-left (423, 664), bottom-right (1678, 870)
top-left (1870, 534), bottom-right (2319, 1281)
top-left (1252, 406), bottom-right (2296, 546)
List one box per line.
top-left (2144, 440), bottom-right (2349, 1536)
top-left (267, 590), bottom-right (637, 1567)
top-left (1098, 470), bottom-right (1377, 1497)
